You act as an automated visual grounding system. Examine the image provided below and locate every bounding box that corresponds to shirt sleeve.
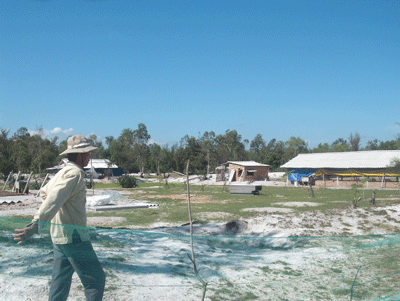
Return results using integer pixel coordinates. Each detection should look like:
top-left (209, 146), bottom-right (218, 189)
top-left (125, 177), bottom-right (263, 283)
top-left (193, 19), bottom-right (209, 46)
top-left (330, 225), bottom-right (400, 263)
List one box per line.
top-left (33, 170), bottom-right (80, 224)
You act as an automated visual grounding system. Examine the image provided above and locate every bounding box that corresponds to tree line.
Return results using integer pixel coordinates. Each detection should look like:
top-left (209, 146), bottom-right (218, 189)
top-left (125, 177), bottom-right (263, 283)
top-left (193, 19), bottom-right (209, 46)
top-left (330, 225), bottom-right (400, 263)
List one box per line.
top-left (1, 125), bottom-right (400, 177)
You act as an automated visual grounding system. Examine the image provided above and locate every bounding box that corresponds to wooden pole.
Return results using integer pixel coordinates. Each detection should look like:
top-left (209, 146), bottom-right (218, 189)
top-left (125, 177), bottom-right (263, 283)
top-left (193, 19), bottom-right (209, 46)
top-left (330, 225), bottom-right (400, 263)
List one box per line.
top-left (2, 171), bottom-right (12, 191)
top-left (23, 171), bottom-right (33, 194)
top-left (186, 161), bottom-right (193, 237)
top-left (186, 160), bottom-right (207, 300)
top-left (157, 161), bottom-right (160, 187)
top-left (36, 173), bottom-right (49, 197)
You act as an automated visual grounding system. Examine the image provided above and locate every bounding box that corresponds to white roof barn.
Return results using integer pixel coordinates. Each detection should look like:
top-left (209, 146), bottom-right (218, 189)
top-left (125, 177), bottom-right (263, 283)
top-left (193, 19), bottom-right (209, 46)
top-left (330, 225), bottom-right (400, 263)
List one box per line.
top-left (281, 150), bottom-right (400, 182)
top-left (281, 150), bottom-right (400, 187)
top-left (281, 150), bottom-right (400, 169)
top-left (47, 159), bottom-right (123, 177)
top-left (84, 159), bottom-right (119, 169)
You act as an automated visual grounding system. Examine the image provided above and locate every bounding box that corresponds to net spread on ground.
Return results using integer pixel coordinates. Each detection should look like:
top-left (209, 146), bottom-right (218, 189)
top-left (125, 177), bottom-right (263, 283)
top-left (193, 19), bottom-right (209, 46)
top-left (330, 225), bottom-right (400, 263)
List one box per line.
top-left (1, 217), bottom-right (399, 301)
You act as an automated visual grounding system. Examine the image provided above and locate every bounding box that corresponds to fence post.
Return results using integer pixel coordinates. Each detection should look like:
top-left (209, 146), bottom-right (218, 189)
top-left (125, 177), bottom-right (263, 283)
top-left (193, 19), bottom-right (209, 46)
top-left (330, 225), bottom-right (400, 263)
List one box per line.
top-left (23, 171), bottom-right (33, 194)
top-left (2, 171), bottom-right (12, 191)
top-left (36, 173), bottom-right (49, 197)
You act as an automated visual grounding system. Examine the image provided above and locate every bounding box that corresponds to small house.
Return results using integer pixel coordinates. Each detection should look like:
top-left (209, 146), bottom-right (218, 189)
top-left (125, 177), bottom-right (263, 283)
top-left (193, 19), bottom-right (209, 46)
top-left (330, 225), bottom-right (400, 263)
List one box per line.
top-left (224, 161), bottom-right (269, 183)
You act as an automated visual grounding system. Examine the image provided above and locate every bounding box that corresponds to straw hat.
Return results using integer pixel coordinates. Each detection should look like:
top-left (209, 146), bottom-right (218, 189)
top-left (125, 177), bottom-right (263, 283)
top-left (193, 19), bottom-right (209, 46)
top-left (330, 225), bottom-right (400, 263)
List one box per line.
top-left (59, 134), bottom-right (98, 155)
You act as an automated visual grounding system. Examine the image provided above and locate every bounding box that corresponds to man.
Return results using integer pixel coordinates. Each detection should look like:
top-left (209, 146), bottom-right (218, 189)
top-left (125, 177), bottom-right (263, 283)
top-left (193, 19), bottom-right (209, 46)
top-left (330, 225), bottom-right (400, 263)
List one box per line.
top-left (14, 134), bottom-right (106, 301)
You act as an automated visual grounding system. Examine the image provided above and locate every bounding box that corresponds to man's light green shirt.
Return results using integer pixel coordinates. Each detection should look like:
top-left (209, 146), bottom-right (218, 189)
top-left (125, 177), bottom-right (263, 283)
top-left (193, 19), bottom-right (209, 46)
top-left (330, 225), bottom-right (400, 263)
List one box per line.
top-left (33, 161), bottom-right (89, 244)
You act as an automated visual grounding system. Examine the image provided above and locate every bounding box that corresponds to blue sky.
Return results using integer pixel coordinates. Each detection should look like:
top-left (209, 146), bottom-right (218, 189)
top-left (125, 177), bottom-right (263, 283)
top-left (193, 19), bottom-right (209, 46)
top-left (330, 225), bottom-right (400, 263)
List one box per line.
top-left (1, 0), bottom-right (399, 148)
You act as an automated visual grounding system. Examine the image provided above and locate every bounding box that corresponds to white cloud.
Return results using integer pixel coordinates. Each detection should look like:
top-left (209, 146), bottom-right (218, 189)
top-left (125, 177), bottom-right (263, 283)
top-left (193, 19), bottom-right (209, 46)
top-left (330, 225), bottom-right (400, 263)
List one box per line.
top-left (384, 124), bottom-right (400, 132)
top-left (148, 138), bottom-right (167, 145)
top-left (28, 127), bottom-right (74, 142)
top-left (64, 128), bottom-right (74, 135)
top-left (51, 127), bottom-right (62, 134)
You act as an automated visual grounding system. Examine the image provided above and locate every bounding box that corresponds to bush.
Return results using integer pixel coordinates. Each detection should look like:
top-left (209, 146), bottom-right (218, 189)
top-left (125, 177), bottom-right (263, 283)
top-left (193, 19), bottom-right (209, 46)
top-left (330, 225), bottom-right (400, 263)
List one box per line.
top-left (118, 175), bottom-right (137, 188)
top-left (86, 179), bottom-right (95, 189)
top-left (29, 180), bottom-right (42, 190)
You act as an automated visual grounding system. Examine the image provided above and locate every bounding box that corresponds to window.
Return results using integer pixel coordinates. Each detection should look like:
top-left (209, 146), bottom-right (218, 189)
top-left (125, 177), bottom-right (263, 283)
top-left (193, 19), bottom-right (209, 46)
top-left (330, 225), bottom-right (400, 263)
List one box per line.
top-left (247, 170), bottom-right (257, 176)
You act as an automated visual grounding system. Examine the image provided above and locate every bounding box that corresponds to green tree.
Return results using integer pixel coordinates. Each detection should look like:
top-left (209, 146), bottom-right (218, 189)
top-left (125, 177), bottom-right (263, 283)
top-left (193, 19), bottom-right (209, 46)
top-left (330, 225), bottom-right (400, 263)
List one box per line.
top-left (11, 127), bottom-right (32, 172)
top-left (148, 143), bottom-right (173, 174)
top-left (348, 132), bottom-right (361, 151)
top-left (199, 131), bottom-right (216, 175)
top-left (388, 158), bottom-right (400, 174)
top-left (58, 138), bottom-right (68, 158)
top-left (170, 143), bottom-right (184, 172)
top-left (133, 123), bottom-right (151, 174)
top-left (378, 139), bottom-right (398, 150)
top-left (214, 130), bottom-right (246, 164)
top-left (180, 135), bottom-right (205, 174)
top-left (312, 143), bottom-right (331, 153)
top-left (30, 130), bottom-right (58, 173)
top-left (283, 136), bottom-right (308, 162)
top-left (250, 134), bottom-right (266, 163)
top-left (0, 129), bottom-right (13, 176)
top-left (260, 138), bottom-right (285, 170)
top-left (365, 139), bottom-right (379, 150)
top-left (331, 138), bottom-right (349, 152)
top-left (103, 136), bottom-right (115, 159)
top-left (86, 134), bottom-right (105, 159)
top-left (148, 143), bottom-right (162, 174)
top-left (396, 134), bottom-right (400, 149)
top-left (108, 128), bottom-right (136, 173)
top-left (263, 152), bottom-right (282, 170)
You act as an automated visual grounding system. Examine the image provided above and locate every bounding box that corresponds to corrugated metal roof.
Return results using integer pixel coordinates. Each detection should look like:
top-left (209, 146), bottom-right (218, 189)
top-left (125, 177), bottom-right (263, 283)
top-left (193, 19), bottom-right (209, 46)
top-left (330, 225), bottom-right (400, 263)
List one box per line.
top-left (280, 150), bottom-right (400, 169)
top-left (226, 161), bottom-right (269, 167)
top-left (48, 159), bottom-right (120, 170)
top-left (84, 159), bottom-right (119, 169)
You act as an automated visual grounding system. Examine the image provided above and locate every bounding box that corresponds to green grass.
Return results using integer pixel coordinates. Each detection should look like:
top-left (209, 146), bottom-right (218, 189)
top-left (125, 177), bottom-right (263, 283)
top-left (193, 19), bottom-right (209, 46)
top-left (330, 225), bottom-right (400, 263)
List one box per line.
top-left (4, 181), bottom-right (400, 229)
top-left (85, 183), bottom-right (400, 228)
top-left (91, 182), bottom-right (121, 189)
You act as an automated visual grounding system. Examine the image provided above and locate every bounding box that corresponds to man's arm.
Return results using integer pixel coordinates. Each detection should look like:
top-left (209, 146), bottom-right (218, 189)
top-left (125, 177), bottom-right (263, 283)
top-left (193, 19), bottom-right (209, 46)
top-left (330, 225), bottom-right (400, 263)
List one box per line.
top-left (33, 170), bottom-right (80, 224)
top-left (14, 168), bottom-right (81, 244)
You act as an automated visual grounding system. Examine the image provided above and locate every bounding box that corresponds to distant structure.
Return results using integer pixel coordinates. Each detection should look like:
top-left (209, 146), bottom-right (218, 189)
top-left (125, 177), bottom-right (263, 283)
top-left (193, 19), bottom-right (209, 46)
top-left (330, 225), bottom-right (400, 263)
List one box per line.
top-left (85, 159), bottom-right (124, 178)
top-left (47, 159), bottom-right (123, 178)
top-left (222, 161), bottom-right (269, 183)
top-left (281, 150), bottom-right (400, 187)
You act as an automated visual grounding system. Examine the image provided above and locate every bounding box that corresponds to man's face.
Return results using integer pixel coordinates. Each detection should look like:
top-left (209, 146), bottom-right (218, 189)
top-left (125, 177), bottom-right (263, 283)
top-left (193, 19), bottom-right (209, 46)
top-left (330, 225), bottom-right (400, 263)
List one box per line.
top-left (82, 152), bottom-right (91, 167)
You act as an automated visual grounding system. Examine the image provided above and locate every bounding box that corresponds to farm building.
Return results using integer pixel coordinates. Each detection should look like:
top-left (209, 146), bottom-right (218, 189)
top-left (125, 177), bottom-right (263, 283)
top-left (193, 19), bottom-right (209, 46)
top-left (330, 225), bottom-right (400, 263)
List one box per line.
top-left (223, 161), bottom-right (269, 183)
top-left (280, 150), bottom-right (400, 187)
top-left (47, 159), bottom-right (123, 178)
top-left (85, 159), bottom-right (124, 178)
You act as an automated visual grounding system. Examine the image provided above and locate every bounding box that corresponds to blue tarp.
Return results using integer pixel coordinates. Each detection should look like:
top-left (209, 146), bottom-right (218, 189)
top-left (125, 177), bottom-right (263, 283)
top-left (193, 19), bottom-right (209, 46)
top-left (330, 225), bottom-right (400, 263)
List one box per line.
top-left (288, 169), bottom-right (315, 182)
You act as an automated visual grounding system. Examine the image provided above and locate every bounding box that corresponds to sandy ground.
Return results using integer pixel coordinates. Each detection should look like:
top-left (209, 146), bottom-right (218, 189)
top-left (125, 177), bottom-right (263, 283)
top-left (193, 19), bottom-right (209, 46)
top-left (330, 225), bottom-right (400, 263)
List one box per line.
top-left (1, 187), bottom-right (400, 300)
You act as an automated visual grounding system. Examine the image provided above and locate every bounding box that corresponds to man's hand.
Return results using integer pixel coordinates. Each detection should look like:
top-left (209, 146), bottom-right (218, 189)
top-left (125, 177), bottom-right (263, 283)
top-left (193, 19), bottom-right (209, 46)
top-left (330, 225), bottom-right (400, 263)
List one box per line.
top-left (13, 223), bottom-right (38, 245)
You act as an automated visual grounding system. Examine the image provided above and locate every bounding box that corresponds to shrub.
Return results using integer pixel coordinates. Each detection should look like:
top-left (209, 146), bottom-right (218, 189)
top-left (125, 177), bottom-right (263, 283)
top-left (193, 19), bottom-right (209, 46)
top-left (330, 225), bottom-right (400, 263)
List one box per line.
top-left (118, 175), bottom-right (137, 188)
top-left (29, 180), bottom-right (41, 190)
top-left (86, 179), bottom-right (95, 189)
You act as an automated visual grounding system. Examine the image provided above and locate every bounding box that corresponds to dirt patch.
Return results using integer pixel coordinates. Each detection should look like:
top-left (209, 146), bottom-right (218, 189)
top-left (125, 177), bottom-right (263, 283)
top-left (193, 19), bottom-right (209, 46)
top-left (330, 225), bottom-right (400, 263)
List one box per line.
top-left (196, 211), bottom-right (235, 220)
top-left (87, 216), bottom-right (127, 228)
top-left (273, 202), bottom-right (321, 207)
top-left (242, 207), bottom-right (294, 213)
top-left (0, 195), bottom-right (41, 217)
top-left (0, 190), bottom-right (22, 197)
top-left (145, 194), bottom-right (222, 204)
